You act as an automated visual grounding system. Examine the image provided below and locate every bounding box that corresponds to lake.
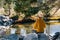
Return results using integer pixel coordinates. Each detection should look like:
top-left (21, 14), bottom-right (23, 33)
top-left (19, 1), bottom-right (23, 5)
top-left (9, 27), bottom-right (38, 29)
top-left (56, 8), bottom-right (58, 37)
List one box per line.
top-left (46, 23), bottom-right (60, 36)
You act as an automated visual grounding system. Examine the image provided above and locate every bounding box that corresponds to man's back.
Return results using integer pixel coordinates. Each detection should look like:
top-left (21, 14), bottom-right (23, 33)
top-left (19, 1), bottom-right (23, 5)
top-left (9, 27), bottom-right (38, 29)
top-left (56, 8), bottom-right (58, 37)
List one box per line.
top-left (33, 17), bottom-right (46, 33)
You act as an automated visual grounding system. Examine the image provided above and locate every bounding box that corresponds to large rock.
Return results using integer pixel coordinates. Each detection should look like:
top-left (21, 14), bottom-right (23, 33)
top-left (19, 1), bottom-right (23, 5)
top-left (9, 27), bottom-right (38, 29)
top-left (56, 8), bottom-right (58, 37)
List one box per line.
top-left (52, 32), bottom-right (60, 40)
top-left (23, 33), bottom-right (38, 40)
top-left (0, 34), bottom-right (19, 40)
top-left (0, 15), bottom-right (13, 26)
top-left (37, 33), bottom-right (49, 40)
top-left (23, 33), bottom-right (49, 40)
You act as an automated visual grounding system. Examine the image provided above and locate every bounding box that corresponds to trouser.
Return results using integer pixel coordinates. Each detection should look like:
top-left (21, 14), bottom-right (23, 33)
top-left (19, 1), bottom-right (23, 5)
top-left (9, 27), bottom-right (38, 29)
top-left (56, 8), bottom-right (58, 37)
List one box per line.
top-left (36, 32), bottom-right (44, 38)
top-left (36, 32), bottom-right (49, 40)
top-left (32, 30), bottom-right (44, 38)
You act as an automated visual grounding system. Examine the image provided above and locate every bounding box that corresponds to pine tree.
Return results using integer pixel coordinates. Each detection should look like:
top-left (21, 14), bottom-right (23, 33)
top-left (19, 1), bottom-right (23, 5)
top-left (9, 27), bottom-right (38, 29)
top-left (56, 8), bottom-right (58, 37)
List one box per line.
top-left (14, 0), bottom-right (39, 19)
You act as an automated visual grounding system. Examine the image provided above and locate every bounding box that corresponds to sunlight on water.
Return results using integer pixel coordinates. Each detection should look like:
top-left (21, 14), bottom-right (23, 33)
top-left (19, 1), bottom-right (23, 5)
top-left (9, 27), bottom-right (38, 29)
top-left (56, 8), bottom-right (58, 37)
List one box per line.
top-left (49, 23), bottom-right (60, 36)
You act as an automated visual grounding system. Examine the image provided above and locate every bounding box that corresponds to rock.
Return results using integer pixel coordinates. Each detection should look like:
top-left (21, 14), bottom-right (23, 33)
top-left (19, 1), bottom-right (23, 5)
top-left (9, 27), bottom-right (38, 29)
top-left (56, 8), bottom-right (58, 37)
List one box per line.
top-left (23, 33), bottom-right (38, 40)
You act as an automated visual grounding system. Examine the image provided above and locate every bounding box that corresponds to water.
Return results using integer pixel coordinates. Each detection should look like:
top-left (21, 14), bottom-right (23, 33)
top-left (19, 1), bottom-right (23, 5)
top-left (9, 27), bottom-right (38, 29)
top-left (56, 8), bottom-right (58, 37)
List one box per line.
top-left (20, 28), bottom-right (27, 36)
top-left (10, 23), bottom-right (60, 36)
top-left (10, 28), bottom-right (16, 34)
top-left (0, 14), bottom-right (60, 37)
top-left (49, 24), bottom-right (60, 36)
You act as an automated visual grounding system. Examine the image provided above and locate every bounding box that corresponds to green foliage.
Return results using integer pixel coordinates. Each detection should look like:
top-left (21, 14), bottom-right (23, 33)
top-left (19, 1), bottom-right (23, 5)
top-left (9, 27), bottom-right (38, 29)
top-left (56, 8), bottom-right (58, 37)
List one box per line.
top-left (14, 0), bottom-right (39, 17)
top-left (14, 2), bottom-right (21, 13)
top-left (5, 0), bottom-right (12, 4)
top-left (40, 3), bottom-right (49, 13)
top-left (20, 7), bottom-right (39, 17)
top-left (25, 7), bottom-right (39, 17)
top-left (14, 0), bottom-right (56, 17)
top-left (10, 15), bottom-right (19, 20)
top-left (30, 0), bottom-right (37, 3)
top-left (36, 0), bottom-right (57, 17)
top-left (14, 0), bottom-right (30, 13)
top-left (39, 3), bottom-right (55, 17)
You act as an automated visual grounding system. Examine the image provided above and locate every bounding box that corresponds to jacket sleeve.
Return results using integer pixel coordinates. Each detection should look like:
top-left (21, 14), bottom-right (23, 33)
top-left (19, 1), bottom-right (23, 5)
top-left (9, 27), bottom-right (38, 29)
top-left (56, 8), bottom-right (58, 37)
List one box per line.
top-left (33, 18), bottom-right (38, 29)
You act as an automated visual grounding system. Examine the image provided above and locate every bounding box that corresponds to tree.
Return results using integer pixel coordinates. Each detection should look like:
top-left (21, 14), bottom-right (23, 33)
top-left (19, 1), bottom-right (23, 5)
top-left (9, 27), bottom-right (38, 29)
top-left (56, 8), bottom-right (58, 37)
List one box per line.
top-left (39, 0), bottom-right (60, 17)
top-left (14, 0), bottom-right (39, 19)
top-left (14, 0), bottom-right (60, 20)
top-left (3, 0), bottom-right (12, 16)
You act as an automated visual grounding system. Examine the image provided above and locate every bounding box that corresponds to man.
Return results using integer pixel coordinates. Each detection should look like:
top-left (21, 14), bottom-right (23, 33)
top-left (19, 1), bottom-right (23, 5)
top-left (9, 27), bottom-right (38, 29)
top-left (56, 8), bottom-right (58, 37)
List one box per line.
top-left (33, 16), bottom-right (46, 33)
top-left (32, 15), bottom-right (49, 40)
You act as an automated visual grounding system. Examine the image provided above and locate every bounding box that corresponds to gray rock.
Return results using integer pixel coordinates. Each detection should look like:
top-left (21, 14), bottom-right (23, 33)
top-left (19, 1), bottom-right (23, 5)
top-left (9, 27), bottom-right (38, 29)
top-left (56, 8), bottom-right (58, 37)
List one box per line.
top-left (23, 33), bottom-right (38, 40)
top-left (23, 33), bottom-right (49, 40)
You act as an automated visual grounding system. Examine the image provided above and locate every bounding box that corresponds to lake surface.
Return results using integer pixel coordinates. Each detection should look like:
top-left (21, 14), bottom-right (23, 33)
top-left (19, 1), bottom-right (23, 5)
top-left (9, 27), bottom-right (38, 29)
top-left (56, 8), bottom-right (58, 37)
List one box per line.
top-left (0, 22), bottom-right (60, 36)
top-left (10, 23), bottom-right (60, 36)
top-left (48, 24), bottom-right (60, 36)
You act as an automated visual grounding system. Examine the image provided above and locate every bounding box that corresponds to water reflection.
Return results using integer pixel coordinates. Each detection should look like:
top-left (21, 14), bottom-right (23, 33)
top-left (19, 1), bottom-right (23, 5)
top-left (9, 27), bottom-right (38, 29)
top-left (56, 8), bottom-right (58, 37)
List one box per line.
top-left (10, 28), bottom-right (16, 34)
top-left (8, 24), bottom-right (33, 36)
top-left (20, 28), bottom-right (26, 36)
top-left (50, 24), bottom-right (60, 36)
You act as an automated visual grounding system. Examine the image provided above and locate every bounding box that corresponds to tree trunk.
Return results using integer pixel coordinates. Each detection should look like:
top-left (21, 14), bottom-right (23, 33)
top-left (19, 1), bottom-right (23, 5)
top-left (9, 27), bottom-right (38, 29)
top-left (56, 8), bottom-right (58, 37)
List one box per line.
top-left (5, 4), bottom-right (11, 16)
top-left (8, 4), bottom-right (10, 16)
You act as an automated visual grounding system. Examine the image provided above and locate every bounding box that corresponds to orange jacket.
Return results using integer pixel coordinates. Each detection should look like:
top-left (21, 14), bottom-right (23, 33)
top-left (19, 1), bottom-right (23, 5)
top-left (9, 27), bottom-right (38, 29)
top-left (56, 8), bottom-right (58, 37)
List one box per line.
top-left (33, 17), bottom-right (46, 32)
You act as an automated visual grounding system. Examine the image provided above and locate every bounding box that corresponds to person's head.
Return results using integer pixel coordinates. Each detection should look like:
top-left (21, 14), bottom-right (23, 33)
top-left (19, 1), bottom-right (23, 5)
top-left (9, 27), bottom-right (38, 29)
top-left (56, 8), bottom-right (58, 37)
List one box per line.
top-left (37, 11), bottom-right (44, 18)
